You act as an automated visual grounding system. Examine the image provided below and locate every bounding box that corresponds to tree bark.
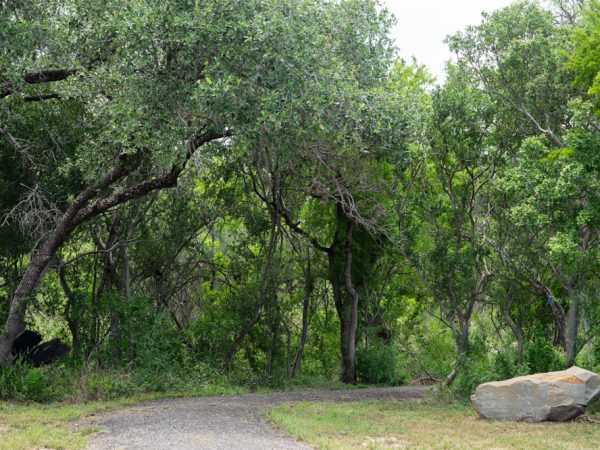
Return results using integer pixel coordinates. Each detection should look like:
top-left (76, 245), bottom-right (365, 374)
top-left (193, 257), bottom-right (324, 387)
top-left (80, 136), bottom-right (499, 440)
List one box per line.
top-left (58, 264), bottom-right (81, 358)
top-left (0, 68), bottom-right (77, 99)
top-left (266, 293), bottom-right (280, 378)
top-left (503, 299), bottom-right (524, 366)
top-left (445, 316), bottom-right (469, 387)
top-left (223, 212), bottom-right (280, 365)
top-left (291, 246), bottom-right (313, 377)
top-left (565, 295), bottom-right (580, 367)
top-left (340, 222), bottom-right (359, 384)
top-left (122, 245), bottom-right (134, 363)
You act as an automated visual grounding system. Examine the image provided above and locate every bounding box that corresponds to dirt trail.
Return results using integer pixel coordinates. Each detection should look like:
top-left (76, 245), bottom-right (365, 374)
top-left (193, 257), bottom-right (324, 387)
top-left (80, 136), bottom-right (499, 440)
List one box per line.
top-left (82, 386), bottom-right (429, 450)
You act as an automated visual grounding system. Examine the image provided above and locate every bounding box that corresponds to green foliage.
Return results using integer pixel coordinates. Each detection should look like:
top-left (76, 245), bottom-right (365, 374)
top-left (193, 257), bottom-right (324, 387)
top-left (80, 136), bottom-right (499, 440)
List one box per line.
top-left (449, 342), bottom-right (567, 402)
top-left (567, 1), bottom-right (600, 110)
top-left (356, 345), bottom-right (407, 385)
top-left (490, 348), bottom-right (522, 382)
top-left (396, 312), bottom-right (455, 380)
top-left (523, 340), bottom-right (565, 374)
top-left (0, 363), bottom-right (61, 402)
top-left (20, 368), bottom-right (53, 403)
top-left (449, 358), bottom-right (493, 402)
top-left (2, 0), bottom-right (600, 407)
top-left (0, 359), bottom-right (241, 403)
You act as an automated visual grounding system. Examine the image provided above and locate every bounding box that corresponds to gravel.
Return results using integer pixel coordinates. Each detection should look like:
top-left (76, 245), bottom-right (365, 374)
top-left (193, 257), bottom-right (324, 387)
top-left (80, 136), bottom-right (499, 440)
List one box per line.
top-left (81, 386), bottom-right (429, 450)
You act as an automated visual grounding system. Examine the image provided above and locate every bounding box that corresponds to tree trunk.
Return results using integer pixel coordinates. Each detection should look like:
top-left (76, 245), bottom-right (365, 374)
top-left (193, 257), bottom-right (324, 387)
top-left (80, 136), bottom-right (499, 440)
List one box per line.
top-left (565, 295), bottom-right (580, 367)
top-left (98, 212), bottom-right (124, 360)
top-left (223, 212), bottom-right (279, 365)
top-left (503, 299), bottom-right (524, 365)
top-left (122, 246), bottom-right (134, 363)
top-left (445, 316), bottom-right (469, 387)
top-left (58, 265), bottom-right (81, 358)
top-left (291, 247), bottom-right (313, 377)
top-left (285, 323), bottom-right (291, 377)
top-left (89, 252), bottom-right (100, 359)
top-left (339, 222), bottom-right (359, 384)
top-left (364, 290), bottom-right (369, 353)
top-left (0, 224), bottom-right (74, 364)
top-left (326, 206), bottom-right (360, 385)
top-left (535, 281), bottom-right (567, 349)
top-left (339, 310), bottom-right (358, 384)
top-left (267, 294), bottom-right (279, 378)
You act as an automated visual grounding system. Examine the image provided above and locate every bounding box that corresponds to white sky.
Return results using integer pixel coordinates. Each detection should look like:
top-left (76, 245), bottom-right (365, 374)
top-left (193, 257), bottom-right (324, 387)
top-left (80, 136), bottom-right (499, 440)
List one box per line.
top-left (383, 0), bottom-right (516, 82)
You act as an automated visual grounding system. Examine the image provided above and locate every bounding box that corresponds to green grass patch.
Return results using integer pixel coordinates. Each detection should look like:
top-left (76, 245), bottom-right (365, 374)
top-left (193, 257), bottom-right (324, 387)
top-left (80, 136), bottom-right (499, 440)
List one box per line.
top-left (0, 401), bottom-right (118, 450)
top-left (266, 400), bottom-right (600, 449)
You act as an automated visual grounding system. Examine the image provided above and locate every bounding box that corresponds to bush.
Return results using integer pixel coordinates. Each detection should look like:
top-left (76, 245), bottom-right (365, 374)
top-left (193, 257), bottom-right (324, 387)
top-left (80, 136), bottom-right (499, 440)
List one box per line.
top-left (491, 347), bottom-right (531, 381)
top-left (450, 357), bottom-right (491, 402)
top-left (449, 340), bottom-right (567, 402)
top-left (356, 345), bottom-right (406, 385)
top-left (523, 340), bottom-right (564, 374)
top-left (86, 371), bottom-right (139, 400)
top-left (398, 318), bottom-right (455, 381)
top-left (21, 367), bottom-right (55, 402)
top-left (0, 362), bottom-right (59, 402)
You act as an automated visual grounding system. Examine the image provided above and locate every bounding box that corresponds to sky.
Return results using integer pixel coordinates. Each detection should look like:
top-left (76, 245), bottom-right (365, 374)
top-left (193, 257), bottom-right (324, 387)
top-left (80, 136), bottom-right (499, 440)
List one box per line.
top-left (383, 0), bottom-right (516, 81)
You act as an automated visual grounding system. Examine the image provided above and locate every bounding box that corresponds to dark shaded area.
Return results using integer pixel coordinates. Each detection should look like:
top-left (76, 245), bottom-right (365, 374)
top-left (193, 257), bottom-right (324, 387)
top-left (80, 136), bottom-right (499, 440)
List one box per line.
top-left (11, 330), bottom-right (42, 357)
top-left (11, 330), bottom-right (70, 366)
top-left (30, 338), bottom-right (70, 366)
top-left (547, 404), bottom-right (586, 422)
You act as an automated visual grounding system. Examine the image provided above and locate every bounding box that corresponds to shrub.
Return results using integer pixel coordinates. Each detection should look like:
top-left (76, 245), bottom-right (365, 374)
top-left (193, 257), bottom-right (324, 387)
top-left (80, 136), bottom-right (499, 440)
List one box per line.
top-left (450, 357), bottom-right (491, 402)
top-left (21, 367), bottom-right (55, 402)
top-left (0, 362), bottom-right (59, 402)
top-left (523, 340), bottom-right (564, 374)
top-left (356, 345), bottom-right (406, 385)
top-left (450, 340), bottom-right (567, 402)
top-left (490, 346), bottom-right (530, 381)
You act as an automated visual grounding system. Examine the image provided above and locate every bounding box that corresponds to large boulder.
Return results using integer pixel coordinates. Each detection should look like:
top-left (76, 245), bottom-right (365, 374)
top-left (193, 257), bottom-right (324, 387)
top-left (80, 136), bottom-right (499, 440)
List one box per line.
top-left (472, 366), bottom-right (600, 422)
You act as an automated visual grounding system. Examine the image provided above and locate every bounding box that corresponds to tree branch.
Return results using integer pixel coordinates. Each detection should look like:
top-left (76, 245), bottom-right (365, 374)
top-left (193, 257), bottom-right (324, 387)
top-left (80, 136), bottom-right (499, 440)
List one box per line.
top-left (73, 128), bottom-right (224, 225)
top-left (23, 93), bottom-right (61, 102)
top-left (1, 68), bottom-right (77, 99)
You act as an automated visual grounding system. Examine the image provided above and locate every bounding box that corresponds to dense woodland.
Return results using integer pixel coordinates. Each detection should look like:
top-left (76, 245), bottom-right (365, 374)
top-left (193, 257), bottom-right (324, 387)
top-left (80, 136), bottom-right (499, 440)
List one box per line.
top-left (1, 0), bottom-right (600, 401)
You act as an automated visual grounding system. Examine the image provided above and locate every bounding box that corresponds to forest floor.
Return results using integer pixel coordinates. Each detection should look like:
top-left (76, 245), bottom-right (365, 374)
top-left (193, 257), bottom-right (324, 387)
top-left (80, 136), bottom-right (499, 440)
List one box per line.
top-left (79, 386), bottom-right (428, 449)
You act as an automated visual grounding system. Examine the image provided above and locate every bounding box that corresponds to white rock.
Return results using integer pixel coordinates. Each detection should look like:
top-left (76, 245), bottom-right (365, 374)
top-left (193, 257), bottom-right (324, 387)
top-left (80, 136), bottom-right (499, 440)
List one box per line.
top-left (471, 366), bottom-right (600, 422)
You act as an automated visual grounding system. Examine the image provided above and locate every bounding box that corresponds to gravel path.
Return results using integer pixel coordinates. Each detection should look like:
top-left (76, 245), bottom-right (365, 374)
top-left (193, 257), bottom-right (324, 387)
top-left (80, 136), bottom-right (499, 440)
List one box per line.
top-left (81, 386), bottom-right (428, 450)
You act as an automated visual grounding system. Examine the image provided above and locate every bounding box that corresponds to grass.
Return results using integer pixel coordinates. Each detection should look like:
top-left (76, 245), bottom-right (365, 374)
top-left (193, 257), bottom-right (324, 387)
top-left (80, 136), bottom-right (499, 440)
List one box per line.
top-left (255, 377), bottom-right (364, 394)
top-left (0, 401), bottom-right (118, 450)
top-left (266, 399), bottom-right (600, 449)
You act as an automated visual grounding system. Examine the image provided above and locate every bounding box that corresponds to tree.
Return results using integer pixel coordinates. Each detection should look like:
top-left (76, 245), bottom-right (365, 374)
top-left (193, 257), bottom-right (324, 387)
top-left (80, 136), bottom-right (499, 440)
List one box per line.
top-left (567, 0), bottom-right (600, 116)
top-left (447, 1), bottom-right (579, 149)
top-left (446, 0), bottom-right (597, 368)
top-left (399, 65), bottom-right (499, 385)
top-left (0, 0), bottom-right (401, 365)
